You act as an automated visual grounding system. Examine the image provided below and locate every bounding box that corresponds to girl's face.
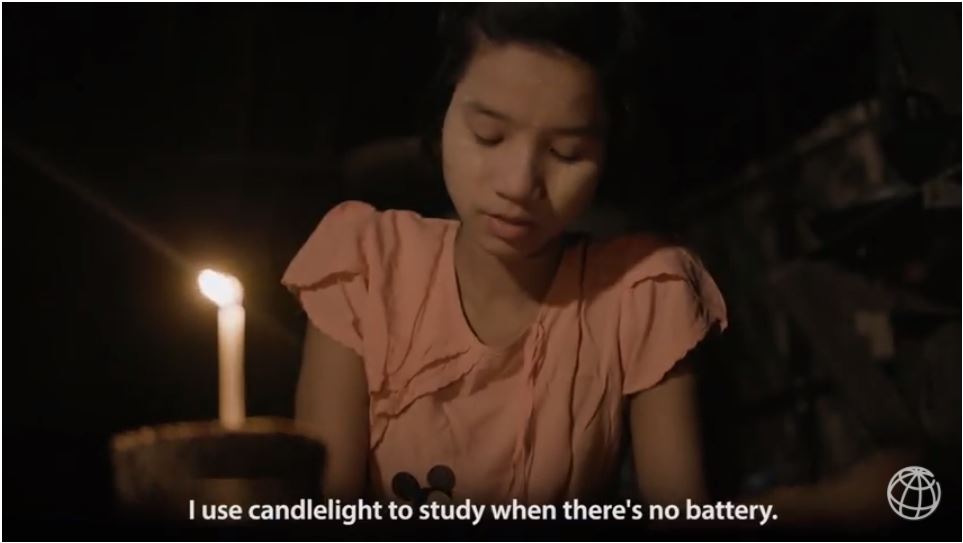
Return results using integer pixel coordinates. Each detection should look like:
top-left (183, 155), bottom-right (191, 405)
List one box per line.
top-left (441, 39), bottom-right (607, 259)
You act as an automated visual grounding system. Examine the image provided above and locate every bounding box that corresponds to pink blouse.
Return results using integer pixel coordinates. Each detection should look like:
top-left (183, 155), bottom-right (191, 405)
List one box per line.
top-left (282, 201), bottom-right (727, 505)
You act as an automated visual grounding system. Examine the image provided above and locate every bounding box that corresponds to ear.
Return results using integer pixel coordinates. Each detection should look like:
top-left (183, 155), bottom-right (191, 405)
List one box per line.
top-left (427, 464), bottom-right (456, 494)
top-left (392, 471), bottom-right (424, 503)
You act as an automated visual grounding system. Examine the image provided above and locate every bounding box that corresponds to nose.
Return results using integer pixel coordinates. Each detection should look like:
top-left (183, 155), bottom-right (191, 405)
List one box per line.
top-left (490, 142), bottom-right (542, 205)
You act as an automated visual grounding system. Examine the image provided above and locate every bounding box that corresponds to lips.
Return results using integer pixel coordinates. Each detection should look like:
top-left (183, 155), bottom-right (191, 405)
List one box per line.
top-left (483, 212), bottom-right (535, 242)
top-left (488, 212), bottom-right (533, 226)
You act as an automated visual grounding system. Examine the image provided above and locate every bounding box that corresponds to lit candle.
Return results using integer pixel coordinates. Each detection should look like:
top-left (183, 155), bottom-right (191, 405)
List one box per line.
top-left (198, 269), bottom-right (246, 430)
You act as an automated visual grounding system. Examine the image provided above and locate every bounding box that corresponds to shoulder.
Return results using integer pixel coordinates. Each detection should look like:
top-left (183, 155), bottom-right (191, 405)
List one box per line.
top-left (583, 232), bottom-right (715, 296)
top-left (580, 230), bottom-right (728, 350)
top-left (582, 232), bottom-right (728, 395)
top-left (309, 200), bottom-right (453, 261)
top-left (316, 200), bottom-right (452, 243)
top-left (282, 200), bottom-right (454, 287)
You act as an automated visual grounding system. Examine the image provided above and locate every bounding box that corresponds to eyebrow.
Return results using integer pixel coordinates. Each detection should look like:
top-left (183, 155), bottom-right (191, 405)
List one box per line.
top-left (464, 99), bottom-right (601, 137)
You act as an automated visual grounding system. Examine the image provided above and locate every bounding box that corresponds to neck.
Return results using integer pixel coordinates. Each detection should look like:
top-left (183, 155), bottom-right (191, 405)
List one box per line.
top-left (453, 227), bottom-right (564, 309)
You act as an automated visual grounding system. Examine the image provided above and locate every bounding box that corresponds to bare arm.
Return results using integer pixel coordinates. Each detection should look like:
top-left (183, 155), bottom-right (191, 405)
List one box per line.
top-left (628, 358), bottom-right (708, 507)
top-left (295, 323), bottom-right (370, 499)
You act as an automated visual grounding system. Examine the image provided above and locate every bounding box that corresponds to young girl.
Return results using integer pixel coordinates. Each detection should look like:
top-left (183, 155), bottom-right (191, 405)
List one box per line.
top-left (282, 4), bottom-right (727, 506)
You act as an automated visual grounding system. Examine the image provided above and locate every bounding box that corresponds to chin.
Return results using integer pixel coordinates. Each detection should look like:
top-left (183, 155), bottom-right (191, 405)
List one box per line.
top-left (476, 229), bottom-right (550, 260)
top-left (481, 238), bottom-right (529, 259)
top-left (459, 211), bottom-right (561, 259)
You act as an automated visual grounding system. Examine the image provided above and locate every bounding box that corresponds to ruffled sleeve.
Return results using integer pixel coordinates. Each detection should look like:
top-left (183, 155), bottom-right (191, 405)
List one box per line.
top-left (617, 242), bottom-right (728, 395)
top-left (281, 200), bottom-right (377, 357)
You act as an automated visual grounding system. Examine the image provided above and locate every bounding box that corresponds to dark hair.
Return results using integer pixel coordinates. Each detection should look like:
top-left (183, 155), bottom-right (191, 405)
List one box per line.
top-left (420, 3), bottom-right (647, 205)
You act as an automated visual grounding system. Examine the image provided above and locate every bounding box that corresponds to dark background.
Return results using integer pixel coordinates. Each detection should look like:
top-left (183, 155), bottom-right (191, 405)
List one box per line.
top-left (4, 3), bottom-right (960, 540)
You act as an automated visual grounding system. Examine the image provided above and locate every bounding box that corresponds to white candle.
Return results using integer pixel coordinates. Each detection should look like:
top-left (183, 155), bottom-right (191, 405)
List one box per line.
top-left (198, 269), bottom-right (246, 430)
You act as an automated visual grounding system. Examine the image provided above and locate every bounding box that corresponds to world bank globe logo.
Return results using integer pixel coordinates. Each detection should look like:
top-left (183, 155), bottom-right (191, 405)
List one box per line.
top-left (887, 466), bottom-right (941, 520)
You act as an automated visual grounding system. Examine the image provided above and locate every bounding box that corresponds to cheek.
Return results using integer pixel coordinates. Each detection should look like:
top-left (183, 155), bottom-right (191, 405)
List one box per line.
top-left (441, 121), bottom-right (485, 202)
top-left (544, 164), bottom-right (600, 218)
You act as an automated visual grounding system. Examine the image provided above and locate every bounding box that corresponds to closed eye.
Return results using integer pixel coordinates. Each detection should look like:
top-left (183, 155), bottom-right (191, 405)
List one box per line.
top-left (550, 148), bottom-right (581, 163)
top-left (473, 132), bottom-right (503, 146)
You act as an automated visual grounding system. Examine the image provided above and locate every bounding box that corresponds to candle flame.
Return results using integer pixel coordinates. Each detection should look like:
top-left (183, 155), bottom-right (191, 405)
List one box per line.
top-left (198, 269), bottom-right (244, 307)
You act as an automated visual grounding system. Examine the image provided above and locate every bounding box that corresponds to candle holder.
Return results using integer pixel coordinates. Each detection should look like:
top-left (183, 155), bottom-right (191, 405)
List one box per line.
top-left (110, 417), bottom-right (325, 522)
